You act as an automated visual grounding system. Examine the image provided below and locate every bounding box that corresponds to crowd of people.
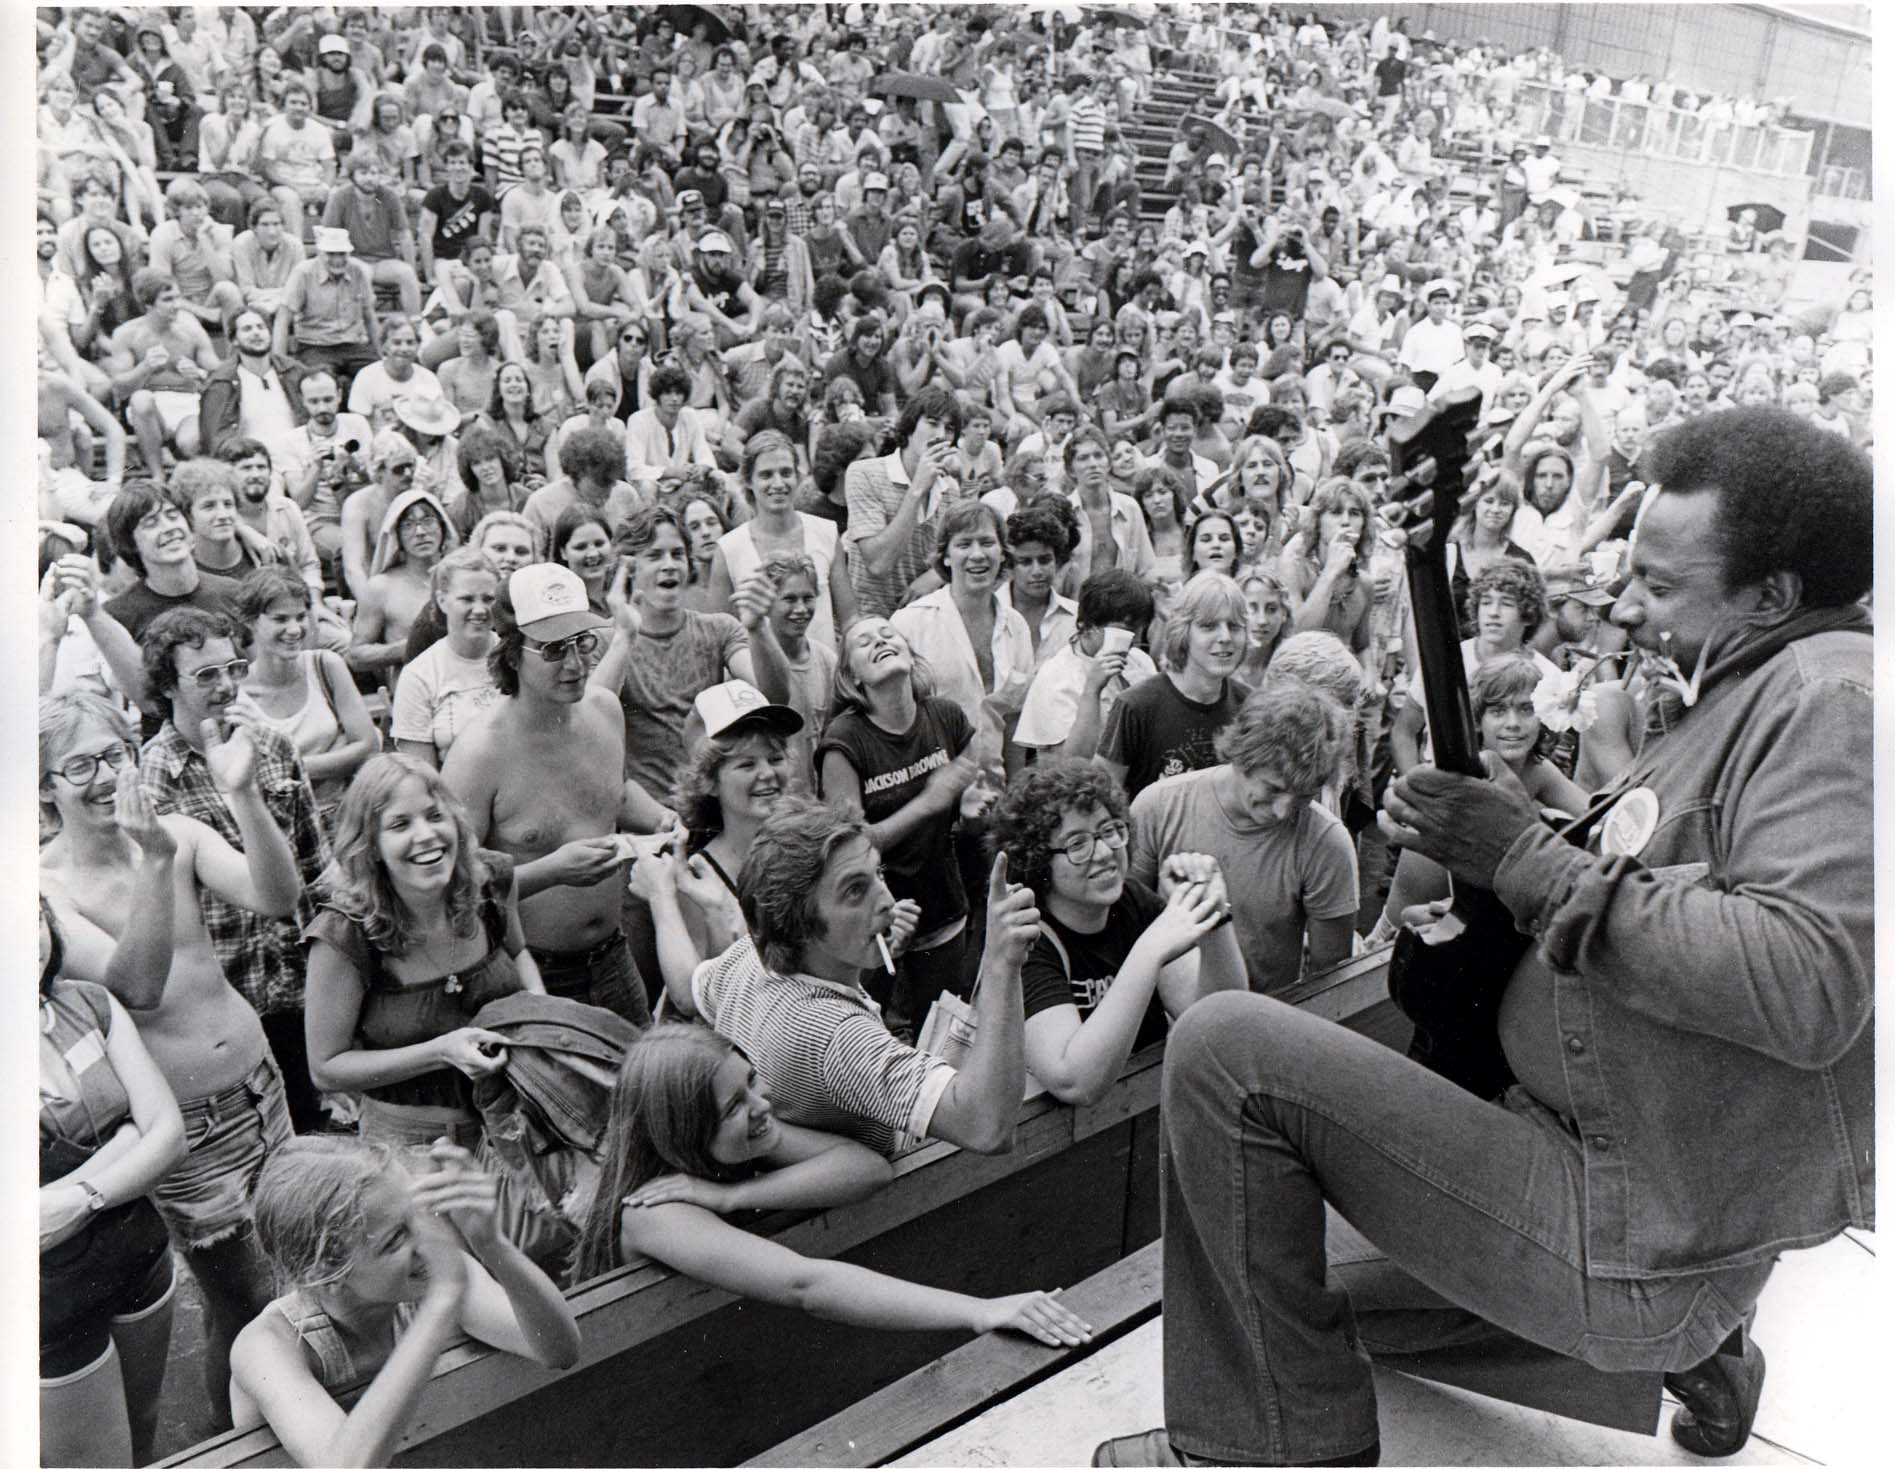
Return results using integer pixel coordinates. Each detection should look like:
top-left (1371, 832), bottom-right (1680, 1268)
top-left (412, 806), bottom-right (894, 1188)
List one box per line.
top-left (35, 5), bottom-right (1873, 1468)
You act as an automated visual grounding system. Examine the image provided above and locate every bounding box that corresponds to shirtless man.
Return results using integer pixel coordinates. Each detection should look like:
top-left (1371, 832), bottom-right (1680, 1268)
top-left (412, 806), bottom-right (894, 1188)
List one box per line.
top-left (39, 372), bottom-right (126, 526)
top-left (443, 564), bottom-right (662, 1027)
top-left (39, 690), bottom-right (304, 1428)
top-left (107, 268), bottom-right (223, 482)
top-left (338, 428), bottom-right (415, 601)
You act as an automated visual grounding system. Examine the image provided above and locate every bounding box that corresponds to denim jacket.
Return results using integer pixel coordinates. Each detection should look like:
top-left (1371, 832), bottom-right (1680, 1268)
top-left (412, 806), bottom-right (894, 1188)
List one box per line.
top-left (1494, 610), bottom-right (1873, 1279)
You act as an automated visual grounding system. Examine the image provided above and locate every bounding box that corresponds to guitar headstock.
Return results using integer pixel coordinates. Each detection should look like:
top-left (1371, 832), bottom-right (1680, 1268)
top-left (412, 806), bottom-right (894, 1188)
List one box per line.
top-left (1384, 386), bottom-right (1484, 545)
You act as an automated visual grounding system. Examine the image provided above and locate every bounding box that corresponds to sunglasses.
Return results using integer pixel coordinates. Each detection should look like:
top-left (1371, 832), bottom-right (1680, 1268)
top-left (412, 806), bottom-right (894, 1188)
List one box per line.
top-left (182, 658), bottom-right (251, 690)
top-left (523, 630), bottom-right (602, 663)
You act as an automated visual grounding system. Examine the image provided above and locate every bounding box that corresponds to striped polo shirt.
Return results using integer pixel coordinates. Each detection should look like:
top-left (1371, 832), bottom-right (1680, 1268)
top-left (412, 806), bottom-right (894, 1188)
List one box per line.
top-left (692, 937), bottom-right (955, 1156)
top-left (1068, 97), bottom-right (1107, 158)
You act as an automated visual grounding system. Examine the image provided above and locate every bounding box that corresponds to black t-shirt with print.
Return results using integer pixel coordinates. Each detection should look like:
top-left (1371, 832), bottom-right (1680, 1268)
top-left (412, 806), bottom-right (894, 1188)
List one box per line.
top-left (1101, 673), bottom-right (1249, 802)
top-left (421, 182), bottom-right (498, 261)
top-left (816, 696), bottom-right (973, 932)
top-left (1021, 879), bottom-right (1169, 1053)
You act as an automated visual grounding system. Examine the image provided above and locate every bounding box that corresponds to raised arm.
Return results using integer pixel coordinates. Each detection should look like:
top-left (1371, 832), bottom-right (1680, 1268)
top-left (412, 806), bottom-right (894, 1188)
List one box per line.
top-left (924, 855), bottom-right (1032, 1154)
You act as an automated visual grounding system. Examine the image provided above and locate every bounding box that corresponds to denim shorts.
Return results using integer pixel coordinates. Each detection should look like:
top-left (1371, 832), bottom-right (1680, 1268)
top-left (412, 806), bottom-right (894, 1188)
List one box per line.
top-left (40, 1199), bottom-right (176, 1378)
top-left (357, 1096), bottom-right (483, 1153)
top-left (150, 1056), bottom-right (292, 1251)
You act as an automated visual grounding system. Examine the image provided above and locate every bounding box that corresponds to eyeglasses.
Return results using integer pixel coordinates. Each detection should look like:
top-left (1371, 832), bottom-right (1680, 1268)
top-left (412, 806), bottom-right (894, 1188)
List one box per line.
top-left (183, 658), bottom-right (251, 689)
top-left (51, 744), bottom-right (133, 786)
top-left (1057, 819), bottom-right (1131, 867)
top-left (523, 630), bottom-right (602, 663)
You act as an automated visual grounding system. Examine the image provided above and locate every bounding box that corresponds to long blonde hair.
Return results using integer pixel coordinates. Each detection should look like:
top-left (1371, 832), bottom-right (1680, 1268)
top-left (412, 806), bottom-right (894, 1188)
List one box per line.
top-left (253, 1135), bottom-right (409, 1292)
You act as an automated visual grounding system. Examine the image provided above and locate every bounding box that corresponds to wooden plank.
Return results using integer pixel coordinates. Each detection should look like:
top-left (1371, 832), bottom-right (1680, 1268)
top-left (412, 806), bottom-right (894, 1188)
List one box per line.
top-left (155, 1053), bottom-right (1158, 1469)
top-left (405, 1126), bottom-right (1144, 1468)
top-left (746, 1242), bottom-right (1165, 1468)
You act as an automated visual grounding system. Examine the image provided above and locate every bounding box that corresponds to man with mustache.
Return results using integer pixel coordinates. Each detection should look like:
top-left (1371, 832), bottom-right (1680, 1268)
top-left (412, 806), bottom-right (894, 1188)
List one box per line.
top-left (1099, 410), bottom-right (1872, 1468)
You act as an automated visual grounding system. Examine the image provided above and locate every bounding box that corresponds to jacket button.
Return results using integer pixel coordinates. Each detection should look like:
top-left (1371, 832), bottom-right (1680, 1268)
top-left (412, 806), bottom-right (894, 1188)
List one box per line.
top-left (1566, 1035), bottom-right (1585, 1054)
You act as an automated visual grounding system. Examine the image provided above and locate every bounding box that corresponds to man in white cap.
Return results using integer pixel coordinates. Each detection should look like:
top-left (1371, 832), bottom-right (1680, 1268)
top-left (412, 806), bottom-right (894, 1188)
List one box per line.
top-left (1346, 272), bottom-right (1409, 380)
top-left (444, 562), bottom-right (660, 1028)
top-left (274, 225), bottom-right (379, 397)
top-left (1571, 282), bottom-right (1606, 349)
top-left (1397, 278), bottom-right (1465, 389)
top-left (322, 149), bottom-right (422, 315)
top-left (1432, 318), bottom-right (1502, 404)
top-left (686, 229), bottom-right (762, 351)
top-left (844, 172), bottom-right (893, 265)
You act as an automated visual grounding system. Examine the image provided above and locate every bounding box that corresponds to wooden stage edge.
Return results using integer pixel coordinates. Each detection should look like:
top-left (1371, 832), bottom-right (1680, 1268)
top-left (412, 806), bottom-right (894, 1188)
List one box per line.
top-left (156, 946), bottom-right (1405, 1469)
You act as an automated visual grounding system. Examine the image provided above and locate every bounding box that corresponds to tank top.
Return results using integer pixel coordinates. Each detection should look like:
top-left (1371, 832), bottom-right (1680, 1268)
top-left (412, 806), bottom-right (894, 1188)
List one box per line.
top-left (717, 515), bottom-right (840, 656)
top-left (40, 980), bottom-right (132, 1186)
top-left (271, 1290), bottom-right (421, 1401)
top-left (302, 853), bottom-right (525, 1111)
top-left (251, 654), bottom-right (347, 811)
top-left (805, 228), bottom-right (848, 280)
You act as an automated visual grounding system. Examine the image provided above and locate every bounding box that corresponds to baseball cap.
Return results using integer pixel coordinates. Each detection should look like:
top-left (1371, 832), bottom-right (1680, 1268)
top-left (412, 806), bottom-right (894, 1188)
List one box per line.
top-left (764, 197), bottom-right (786, 213)
top-left (1423, 277), bottom-right (1457, 301)
top-left (694, 679), bottom-right (804, 741)
top-left (1184, 240), bottom-right (1209, 257)
top-left (864, 172), bottom-right (889, 192)
top-left (1544, 565), bottom-right (1616, 607)
top-left (314, 227), bottom-right (354, 254)
top-left (507, 564), bottom-right (606, 642)
top-left (318, 34), bottom-right (350, 57)
top-left (696, 229), bottom-right (735, 253)
top-left (1377, 273), bottom-right (1404, 295)
top-left (1464, 321), bottom-right (1498, 342)
top-left (675, 189), bottom-right (706, 210)
top-left (1534, 133), bottom-right (1553, 147)
top-left (1387, 384), bottom-right (1427, 417)
top-left (1575, 283), bottom-right (1601, 304)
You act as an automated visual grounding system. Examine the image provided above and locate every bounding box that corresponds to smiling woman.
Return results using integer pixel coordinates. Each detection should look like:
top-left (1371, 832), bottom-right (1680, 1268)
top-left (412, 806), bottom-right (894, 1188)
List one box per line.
top-left (303, 753), bottom-right (544, 1153)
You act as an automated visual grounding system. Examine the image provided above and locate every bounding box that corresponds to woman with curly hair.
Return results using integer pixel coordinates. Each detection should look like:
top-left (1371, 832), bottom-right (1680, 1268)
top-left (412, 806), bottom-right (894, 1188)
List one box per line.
top-left (570, 1024), bottom-right (1089, 1345)
top-left (986, 762), bottom-right (1244, 1105)
top-left (1278, 476), bottom-right (1375, 671)
top-left (304, 754), bottom-right (544, 1150)
top-left (229, 1134), bottom-right (578, 1467)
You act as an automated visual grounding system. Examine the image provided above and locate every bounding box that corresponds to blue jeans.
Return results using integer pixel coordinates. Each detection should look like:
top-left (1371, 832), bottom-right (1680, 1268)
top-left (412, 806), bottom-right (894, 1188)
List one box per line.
top-left (1159, 993), bottom-right (1774, 1465)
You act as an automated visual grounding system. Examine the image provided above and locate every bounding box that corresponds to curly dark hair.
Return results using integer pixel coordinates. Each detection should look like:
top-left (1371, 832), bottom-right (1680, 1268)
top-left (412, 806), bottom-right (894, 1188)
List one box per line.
top-left (1641, 407), bottom-right (1872, 606)
top-left (648, 363), bottom-right (693, 402)
top-left (812, 420), bottom-right (882, 499)
top-left (1006, 503), bottom-right (1078, 564)
top-left (986, 760), bottom-right (1129, 897)
top-left (1463, 559), bottom-right (1550, 643)
top-left (556, 425), bottom-right (623, 488)
top-left (457, 421), bottom-right (523, 493)
top-left (140, 607), bottom-right (240, 707)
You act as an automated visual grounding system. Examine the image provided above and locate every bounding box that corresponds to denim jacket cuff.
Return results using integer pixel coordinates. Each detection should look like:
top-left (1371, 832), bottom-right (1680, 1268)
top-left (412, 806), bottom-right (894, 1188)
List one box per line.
top-left (1494, 821), bottom-right (1591, 948)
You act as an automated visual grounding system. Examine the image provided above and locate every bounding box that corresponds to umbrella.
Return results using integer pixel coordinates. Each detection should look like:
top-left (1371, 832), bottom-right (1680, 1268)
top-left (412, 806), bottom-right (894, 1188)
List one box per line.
top-left (664, 5), bottom-right (746, 45)
top-left (1180, 115), bottom-right (1241, 157)
top-left (1299, 96), bottom-right (1362, 123)
top-left (871, 72), bottom-right (964, 105)
top-left (1726, 201), bottom-right (1786, 233)
top-left (1086, 5), bottom-right (1149, 27)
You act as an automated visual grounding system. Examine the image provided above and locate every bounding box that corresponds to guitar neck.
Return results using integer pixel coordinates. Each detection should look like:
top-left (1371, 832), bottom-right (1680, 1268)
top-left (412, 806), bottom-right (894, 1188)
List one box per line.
top-left (1404, 528), bottom-right (1485, 780)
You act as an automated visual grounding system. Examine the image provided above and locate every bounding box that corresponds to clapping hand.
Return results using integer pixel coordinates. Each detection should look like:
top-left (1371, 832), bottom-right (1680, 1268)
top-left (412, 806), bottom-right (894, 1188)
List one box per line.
top-left (607, 561), bottom-right (643, 639)
top-left (113, 764), bottom-right (175, 858)
top-left (412, 1140), bottom-right (502, 1256)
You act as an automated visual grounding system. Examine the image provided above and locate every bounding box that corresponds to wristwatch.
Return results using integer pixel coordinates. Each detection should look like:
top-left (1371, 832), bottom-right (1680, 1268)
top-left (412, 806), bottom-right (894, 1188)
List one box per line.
top-left (78, 1181), bottom-right (107, 1214)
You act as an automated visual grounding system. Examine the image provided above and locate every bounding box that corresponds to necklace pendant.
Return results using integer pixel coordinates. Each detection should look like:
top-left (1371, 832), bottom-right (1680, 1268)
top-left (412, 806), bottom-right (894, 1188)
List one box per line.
top-left (445, 972), bottom-right (463, 995)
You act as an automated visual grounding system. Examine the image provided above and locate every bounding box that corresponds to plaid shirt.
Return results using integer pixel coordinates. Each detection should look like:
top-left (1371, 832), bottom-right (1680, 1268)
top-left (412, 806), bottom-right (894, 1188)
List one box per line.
top-left (781, 193), bottom-right (816, 239)
top-left (140, 721), bottom-right (332, 1018)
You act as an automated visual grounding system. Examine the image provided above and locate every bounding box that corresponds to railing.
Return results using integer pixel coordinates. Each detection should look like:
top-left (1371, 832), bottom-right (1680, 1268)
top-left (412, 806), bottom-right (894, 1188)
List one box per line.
top-left (1506, 80), bottom-right (1815, 180)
